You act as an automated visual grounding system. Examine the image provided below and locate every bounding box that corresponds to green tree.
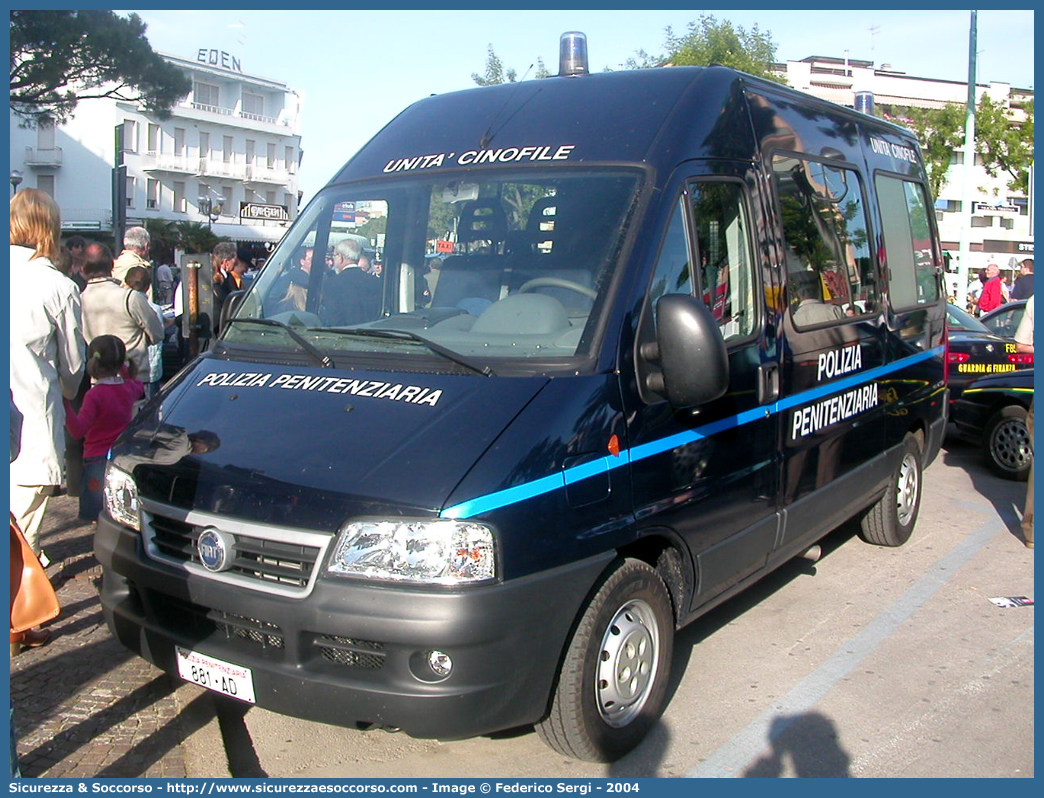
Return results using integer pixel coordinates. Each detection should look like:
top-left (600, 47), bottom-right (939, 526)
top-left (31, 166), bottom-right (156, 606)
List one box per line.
top-left (622, 15), bottom-right (785, 83)
top-left (144, 219), bottom-right (179, 265)
top-left (975, 95), bottom-right (1034, 196)
top-left (10, 10), bottom-right (191, 126)
top-left (471, 45), bottom-right (550, 86)
top-left (883, 98), bottom-right (1034, 199)
top-left (882, 103), bottom-right (966, 200)
top-left (175, 221), bottom-right (223, 255)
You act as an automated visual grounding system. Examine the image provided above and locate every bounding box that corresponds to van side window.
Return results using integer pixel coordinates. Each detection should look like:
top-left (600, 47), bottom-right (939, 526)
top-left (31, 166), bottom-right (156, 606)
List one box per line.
top-left (874, 175), bottom-right (940, 308)
top-left (690, 182), bottom-right (756, 341)
top-left (772, 155), bottom-right (876, 323)
top-left (647, 197), bottom-right (693, 315)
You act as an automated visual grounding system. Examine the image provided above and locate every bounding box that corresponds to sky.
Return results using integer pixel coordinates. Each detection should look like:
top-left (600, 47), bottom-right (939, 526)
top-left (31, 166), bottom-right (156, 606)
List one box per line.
top-left (118, 8), bottom-right (1035, 204)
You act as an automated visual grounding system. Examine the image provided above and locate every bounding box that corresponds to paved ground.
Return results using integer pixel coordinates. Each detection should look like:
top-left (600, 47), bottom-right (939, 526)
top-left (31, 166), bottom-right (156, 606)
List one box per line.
top-left (9, 493), bottom-right (224, 779)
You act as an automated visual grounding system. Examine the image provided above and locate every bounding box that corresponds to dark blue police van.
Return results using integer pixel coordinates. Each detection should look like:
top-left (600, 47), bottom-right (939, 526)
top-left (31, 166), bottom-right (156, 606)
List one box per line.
top-left (96, 34), bottom-right (947, 761)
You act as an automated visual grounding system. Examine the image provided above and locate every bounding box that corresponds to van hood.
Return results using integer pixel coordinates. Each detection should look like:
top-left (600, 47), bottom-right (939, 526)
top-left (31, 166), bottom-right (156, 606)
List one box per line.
top-left (112, 359), bottom-right (548, 532)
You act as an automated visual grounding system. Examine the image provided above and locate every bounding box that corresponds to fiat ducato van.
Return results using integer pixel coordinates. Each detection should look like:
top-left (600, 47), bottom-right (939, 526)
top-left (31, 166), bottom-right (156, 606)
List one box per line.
top-left (96, 36), bottom-right (947, 762)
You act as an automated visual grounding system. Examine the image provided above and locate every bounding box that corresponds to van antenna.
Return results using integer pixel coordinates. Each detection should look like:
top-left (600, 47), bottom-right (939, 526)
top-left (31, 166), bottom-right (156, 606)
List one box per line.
top-left (479, 63), bottom-right (536, 149)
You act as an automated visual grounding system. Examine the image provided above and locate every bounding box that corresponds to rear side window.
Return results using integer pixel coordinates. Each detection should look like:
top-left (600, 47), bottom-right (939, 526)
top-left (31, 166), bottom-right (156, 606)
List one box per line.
top-left (772, 155), bottom-right (877, 324)
top-left (875, 175), bottom-right (940, 308)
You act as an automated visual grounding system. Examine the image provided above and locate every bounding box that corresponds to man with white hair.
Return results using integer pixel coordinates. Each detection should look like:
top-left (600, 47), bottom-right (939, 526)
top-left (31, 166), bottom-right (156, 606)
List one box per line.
top-left (114, 226), bottom-right (152, 300)
top-left (323, 237), bottom-right (381, 325)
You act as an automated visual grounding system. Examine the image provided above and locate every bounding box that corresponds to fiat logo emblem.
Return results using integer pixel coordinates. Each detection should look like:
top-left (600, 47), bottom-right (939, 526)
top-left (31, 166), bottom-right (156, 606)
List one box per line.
top-left (197, 527), bottom-right (236, 572)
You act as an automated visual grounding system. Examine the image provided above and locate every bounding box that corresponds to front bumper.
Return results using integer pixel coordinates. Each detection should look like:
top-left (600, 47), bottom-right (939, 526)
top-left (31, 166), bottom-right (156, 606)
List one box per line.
top-left (94, 512), bottom-right (611, 739)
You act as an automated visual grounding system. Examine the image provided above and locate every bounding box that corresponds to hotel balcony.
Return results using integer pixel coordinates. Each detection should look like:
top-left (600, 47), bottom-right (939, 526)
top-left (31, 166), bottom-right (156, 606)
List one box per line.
top-left (24, 146), bottom-right (63, 168)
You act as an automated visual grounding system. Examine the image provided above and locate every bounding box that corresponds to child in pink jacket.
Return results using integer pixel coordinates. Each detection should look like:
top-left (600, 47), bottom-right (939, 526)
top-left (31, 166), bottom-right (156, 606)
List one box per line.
top-left (64, 335), bottom-right (144, 522)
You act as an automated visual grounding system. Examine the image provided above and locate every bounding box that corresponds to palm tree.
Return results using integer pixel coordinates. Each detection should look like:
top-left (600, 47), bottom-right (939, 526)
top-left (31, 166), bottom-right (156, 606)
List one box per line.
top-left (144, 219), bottom-right (179, 264)
top-left (174, 221), bottom-right (224, 254)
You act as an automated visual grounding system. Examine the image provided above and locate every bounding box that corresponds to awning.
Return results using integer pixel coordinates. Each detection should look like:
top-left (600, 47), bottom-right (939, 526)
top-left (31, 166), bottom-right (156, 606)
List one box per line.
top-left (208, 222), bottom-right (289, 244)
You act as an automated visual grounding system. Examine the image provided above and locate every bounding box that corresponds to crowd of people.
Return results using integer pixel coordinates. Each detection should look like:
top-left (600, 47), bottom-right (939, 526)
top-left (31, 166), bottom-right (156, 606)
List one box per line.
top-left (8, 191), bottom-right (268, 659)
top-left (966, 257), bottom-right (1034, 316)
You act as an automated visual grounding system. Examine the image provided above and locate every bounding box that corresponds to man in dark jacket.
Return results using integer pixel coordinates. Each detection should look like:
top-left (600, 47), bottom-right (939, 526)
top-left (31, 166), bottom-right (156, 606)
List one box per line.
top-left (1011, 258), bottom-right (1034, 300)
top-left (322, 238), bottom-right (381, 326)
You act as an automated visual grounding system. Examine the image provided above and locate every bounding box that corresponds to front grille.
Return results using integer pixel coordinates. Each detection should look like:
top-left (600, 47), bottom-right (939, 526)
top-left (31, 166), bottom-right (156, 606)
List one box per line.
top-left (154, 594), bottom-right (285, 650)
top-left (314, 635), bottom-right (385, 669)
top-left (143, 507), bottom-right (327, 594)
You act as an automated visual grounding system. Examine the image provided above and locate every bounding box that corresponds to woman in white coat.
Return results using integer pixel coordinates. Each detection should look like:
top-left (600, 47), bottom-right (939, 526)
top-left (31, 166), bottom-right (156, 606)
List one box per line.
top-left (9, 189), bottom-right (86, 570)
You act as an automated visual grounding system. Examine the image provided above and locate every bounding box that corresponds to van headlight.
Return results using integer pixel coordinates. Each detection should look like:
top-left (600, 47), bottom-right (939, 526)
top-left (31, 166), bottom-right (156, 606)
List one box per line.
top-left (104, 464), bottom-right (140, 531)
top-left (327, 519), bottom-right (496, 584)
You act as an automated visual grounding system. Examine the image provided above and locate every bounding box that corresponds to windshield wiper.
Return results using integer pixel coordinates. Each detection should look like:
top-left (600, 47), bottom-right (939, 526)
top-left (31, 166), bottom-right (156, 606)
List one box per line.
top-left (225, 317), bottom-right (335, 369)
top-left (314, 328), bottom-right (494, 377)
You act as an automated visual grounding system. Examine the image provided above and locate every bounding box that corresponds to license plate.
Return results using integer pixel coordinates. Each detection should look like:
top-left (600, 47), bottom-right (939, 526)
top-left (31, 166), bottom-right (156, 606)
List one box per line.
top-left (175, 646), bottom-right (256, 703)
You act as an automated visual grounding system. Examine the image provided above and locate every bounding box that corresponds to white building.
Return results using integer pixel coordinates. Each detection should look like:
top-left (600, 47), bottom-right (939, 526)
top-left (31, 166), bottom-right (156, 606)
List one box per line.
top-left (778, 55), bottom-right (1034, 300)
top-left (9, 47), bottom-right (303, 248)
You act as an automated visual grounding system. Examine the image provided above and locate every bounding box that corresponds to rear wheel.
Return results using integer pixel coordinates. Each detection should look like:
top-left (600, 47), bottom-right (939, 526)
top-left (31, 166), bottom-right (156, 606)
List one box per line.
top-left (536, 559), bottom-right (674, 762)
top-left (860, 433), bottom-right (922, 547)
top-left (984, 405), bottom-right (1031, 481)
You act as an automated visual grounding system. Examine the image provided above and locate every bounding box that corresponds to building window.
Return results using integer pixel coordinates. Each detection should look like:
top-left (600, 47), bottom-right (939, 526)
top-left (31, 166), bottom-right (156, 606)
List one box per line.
top-left (174, 128), bottom-right (186, 163)
top-left (194, 82), bottom-right (220, 108)
top-left (1009, 197), bottom-right (1029, 216)
top-left (1000, 217), bottom-right (1015, 230)
top-left (199, 132), bottom-right (210, 160)
top-left (37, 122), bottom-right (55, 150)
top-left (265, 190), bottom-right (276, 205)
top-left (126, 176), bottom-right (135, 208)
top-left (935, 199), bottom-right (961, 214)
top-left (245, 139), bottom-right (255, 165)
top-left (971, 216), bottom-right (993, 228)
top-left (174, 181), bottom-right (186, 213)
top-left (948, 152), bottom-right (965, 166)
top-left (147, 178), bottom-right (160, 209)
top-left (123, 120), bottom-right (138, 153)
top-left (242, 92), bottom-right (264, 118)
top-left (148, 124), bottom-right (161, 155)
top-left (222, 186), bottom-right (234, 216)
top-left (223, 136), bottom-right (234, 164)
top-left (37, 174), bottom-right (55, 198)
top-left (285, 146), bottom-right (294, 172)
top-left (267, 143), bottom-right (276, 169)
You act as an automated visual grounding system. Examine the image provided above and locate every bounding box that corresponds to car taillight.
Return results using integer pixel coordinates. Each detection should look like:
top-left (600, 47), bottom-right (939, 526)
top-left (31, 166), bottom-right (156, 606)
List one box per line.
top-left (947, 351), bottom-right (970, 363)
top-left (1009, 353), bottom-right (1034, 365)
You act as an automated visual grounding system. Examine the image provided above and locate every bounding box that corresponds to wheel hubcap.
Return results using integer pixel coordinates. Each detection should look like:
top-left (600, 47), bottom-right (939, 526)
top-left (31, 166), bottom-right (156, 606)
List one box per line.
top-left (596, 599), bottom-right (659, 728)
top-left (991, 419), bottom-right (1031, 472)
top-left (896, 452), bottom-right (919, 527)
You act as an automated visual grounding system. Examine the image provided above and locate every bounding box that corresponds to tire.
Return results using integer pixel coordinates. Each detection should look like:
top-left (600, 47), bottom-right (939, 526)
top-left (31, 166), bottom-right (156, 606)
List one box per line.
top-left (860, 432), bottom-right (922, 547)
top-left (536, 558), bottom-right (674, 762)
top-left (983, 405), bottom-right (1031, 481)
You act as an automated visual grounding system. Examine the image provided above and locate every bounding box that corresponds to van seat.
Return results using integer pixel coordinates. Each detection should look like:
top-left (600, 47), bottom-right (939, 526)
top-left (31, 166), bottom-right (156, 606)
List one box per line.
top-left (432, 255), bottom-right (504, 311)
top-left (471, 293), bottom-right (569, 335)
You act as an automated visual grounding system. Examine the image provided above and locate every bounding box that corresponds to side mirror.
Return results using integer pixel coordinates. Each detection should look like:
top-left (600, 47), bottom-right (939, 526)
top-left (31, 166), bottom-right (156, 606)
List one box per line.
top-left (219, 289), bottom-right (247, 334)
top-left (644, 294), bottom-right (729, 408)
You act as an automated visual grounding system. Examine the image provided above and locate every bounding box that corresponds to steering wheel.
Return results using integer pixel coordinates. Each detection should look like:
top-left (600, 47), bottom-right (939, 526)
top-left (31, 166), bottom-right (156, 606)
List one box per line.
top-left (518, 277), bottom-right (598, 300)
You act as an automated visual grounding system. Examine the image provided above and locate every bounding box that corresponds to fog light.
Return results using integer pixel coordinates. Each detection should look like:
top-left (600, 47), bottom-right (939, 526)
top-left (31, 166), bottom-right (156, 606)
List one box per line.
top-left (427, 650), bottom-right (453, 678)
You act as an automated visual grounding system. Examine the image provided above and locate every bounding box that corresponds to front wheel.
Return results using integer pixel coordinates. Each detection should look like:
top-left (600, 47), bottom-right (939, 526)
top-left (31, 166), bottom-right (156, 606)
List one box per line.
top-left (984, 405), bottom-right (1031, 481)
top-left (859, 433), bottom-right (922, 547)
top-left (536, 559), bottom-right (674, 762)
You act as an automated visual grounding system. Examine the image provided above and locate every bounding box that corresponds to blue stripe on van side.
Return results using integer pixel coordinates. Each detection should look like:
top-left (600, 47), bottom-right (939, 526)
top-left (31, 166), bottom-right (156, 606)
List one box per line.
top-left (440, 346), bottom-right (943, 520)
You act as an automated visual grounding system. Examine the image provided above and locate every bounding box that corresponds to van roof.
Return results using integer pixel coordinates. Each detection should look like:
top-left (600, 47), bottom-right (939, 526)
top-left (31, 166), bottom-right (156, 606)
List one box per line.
top-left (333, 66), bottom-right (920, 186)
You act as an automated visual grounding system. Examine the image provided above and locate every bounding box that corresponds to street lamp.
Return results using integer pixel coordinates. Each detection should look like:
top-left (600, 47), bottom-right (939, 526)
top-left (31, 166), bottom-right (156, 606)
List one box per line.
top-left (10, 169), bottom-right (23, 195)
top-left (198, 194), bottom-right (225, 228)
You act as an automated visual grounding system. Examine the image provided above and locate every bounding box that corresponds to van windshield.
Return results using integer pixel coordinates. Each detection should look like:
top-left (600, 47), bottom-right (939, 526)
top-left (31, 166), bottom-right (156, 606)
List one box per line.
top-left (225, 169), bottom-right (641, 374)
